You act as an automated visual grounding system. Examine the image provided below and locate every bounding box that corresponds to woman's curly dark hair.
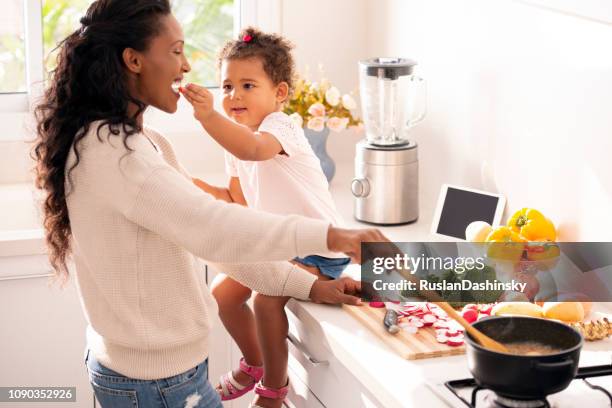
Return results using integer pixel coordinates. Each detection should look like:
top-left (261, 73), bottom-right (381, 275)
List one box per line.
top-left (218, 26), bottom-right (296, 99)
top-left (32, 0), bottom-right (171, 282)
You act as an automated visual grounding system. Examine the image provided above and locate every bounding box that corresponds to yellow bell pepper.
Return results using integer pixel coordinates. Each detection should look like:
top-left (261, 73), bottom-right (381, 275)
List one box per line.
top-left (485, 226), bottom-right (527, 261)
top-left (507, 208), bottom-right (556, 242)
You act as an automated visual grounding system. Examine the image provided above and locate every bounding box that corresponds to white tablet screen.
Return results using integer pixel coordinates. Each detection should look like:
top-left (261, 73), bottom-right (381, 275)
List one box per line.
top-left (436, 187), bottom-right (500, 240)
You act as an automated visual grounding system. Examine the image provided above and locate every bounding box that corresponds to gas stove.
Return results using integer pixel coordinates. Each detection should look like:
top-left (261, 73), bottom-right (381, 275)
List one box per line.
top-left (428, 365), bottom-right (612, 408)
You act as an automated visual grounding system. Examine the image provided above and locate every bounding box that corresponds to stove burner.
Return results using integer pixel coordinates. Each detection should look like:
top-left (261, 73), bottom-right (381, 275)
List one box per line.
top-left (488, 393), bottom-right (548, 408)
top-left (444, 364), bottom-right (612, 408)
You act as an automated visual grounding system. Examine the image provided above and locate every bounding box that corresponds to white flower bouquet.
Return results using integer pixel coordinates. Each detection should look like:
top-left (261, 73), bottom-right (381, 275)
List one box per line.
top-left (283, 74), bottom-right (361, 132)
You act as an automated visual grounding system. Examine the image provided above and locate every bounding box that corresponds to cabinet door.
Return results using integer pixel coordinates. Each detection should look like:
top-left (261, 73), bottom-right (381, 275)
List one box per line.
top-left (285, 365), bottom-right (325, 408)
top-left (286, 304), bottom-right (383, 408)
top-left (0, 258), bottom-right (93, 408)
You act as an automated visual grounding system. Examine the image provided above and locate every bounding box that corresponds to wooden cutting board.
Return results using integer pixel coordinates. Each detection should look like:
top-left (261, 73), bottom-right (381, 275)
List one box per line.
top-left (343, 304), bottom-right (466, 360)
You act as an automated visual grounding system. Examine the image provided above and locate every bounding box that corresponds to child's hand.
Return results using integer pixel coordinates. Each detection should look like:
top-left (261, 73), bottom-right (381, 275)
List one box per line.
top-left (180, 83), bottom-right (215, 123)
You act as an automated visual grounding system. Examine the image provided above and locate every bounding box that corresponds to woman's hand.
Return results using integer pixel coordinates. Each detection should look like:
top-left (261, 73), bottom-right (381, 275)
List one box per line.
top-left (327, 226), bottom-right (390, 264)
top-left (309, 277), bottom-right (362, 305)
top-left (180, 83), bottom-right (215, 123)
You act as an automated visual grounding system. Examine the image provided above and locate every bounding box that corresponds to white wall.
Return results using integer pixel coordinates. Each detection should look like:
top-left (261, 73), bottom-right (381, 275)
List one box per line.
top-left (0, 97), bottom-right (227, 185)
top-left (282, 0), bottom-right (368, 173)
top-left (10, 0), bottom-right (608, 241)
top-left (365, 0), bottom-right (612, 240)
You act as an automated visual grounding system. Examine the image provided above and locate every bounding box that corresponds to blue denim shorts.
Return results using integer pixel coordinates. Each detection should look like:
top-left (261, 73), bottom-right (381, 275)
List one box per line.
top-left (85, 349), bottom-right (222, 408)
top-left (293, 255), bottom-right (351, 279)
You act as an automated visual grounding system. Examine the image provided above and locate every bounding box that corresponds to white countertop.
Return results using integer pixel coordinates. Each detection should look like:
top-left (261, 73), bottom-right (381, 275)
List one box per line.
top-left (292, 165), bottom-right (612, 407)
top-left (288, 279), bottom-right (612, 408)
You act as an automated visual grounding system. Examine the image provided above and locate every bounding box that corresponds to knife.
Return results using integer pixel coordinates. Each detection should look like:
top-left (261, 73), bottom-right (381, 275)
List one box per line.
top-left (383, 302), bottom-right (401, 334)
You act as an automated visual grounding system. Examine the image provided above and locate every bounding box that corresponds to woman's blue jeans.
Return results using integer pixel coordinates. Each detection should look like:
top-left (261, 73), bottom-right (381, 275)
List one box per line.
top-left (85, 349), bottom-right (222, 408)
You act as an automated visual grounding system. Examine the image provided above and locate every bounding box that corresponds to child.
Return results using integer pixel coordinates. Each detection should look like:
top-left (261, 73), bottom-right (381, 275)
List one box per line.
top-left (180, 27), bottom-right (350, 408)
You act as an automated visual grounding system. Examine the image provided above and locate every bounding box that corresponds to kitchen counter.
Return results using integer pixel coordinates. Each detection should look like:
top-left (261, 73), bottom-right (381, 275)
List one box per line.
top-left (287, 164), bottom-right (612, 407)
top-left (288, 281), bottom-right (612, 407)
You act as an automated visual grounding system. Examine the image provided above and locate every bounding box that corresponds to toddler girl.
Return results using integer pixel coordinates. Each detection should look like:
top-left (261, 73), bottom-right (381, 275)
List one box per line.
top-left (180, 27), bottom-right (350, 408)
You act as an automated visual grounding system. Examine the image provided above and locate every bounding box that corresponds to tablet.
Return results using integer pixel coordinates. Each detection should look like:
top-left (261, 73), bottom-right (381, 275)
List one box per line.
top-left (431, 184), bottom-right (505, 240)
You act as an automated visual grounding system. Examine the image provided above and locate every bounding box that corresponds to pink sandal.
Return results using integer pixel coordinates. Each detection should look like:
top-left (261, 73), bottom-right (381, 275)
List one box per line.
top-left (218, 358), bottom-right (264, 401)
top-left (249, 379), bottom-right (289, 407)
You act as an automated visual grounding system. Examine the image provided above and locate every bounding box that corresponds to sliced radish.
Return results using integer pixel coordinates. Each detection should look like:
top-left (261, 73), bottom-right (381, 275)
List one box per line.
top-left (447, 321), bottom-right (465, 332)
top-left (462, 304), bottom-right (478, 312)
top-left (401, 305), bottom-right (420, 314)
top-left (480, 304), bottom-right (493, 315)
top-left (432, 309), bottom-right (447, 318)
top-left (422, 314), bottom-right (437, 326)
top-left (436, 335), bottom-right (448, 343)
top-left (461, 309), bottom-right (478, 324)
top-left (403, 325), bottom-right (418, 334)
top-left (446, 329), bottom-right (463, 337)
top-left (369, 301), bottom-right (385, 308)
top-left (408, 320), bottom-right (424, 328)
top-left (447, 337), bottom-right (464, 347)
top-left (433, 321), bottom-right (449, 329)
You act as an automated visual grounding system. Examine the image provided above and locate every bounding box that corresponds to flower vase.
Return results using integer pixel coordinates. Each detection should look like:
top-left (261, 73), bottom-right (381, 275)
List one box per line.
top-left (304, 128), bottom-right (335, 182)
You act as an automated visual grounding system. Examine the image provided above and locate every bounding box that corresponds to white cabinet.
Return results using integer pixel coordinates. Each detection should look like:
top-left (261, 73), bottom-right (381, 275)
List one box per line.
top-left (0, 255), bottom-right (93, 408)
top-left (285, 365), bottom-right (325, 408)
top-left (286, 303), bottom-right (384, 408)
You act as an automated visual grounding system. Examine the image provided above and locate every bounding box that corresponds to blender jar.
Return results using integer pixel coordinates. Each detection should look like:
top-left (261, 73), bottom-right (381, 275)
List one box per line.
top-left (359, 57), bottom-right (426, 146)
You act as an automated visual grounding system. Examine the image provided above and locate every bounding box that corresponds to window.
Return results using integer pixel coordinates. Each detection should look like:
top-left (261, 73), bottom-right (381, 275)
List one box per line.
top-left (0, 0), bottom-right (236, 102)
top-left (0, 0), bottom-right (278, 140)
top-left (173, 0), bottom-right (235, 86)
top-left (0, 1), bottom-right (26, 93)
top-left (42, 0), bottom-right (235, 87)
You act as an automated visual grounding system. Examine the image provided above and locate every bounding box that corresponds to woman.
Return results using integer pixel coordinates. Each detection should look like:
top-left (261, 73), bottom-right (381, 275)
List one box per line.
top-left (32, 1), bottom-right (385, 407)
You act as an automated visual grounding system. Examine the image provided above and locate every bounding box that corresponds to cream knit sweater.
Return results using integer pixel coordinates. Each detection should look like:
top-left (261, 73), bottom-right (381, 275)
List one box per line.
top-left (65, 122), bottom-right (329, 379)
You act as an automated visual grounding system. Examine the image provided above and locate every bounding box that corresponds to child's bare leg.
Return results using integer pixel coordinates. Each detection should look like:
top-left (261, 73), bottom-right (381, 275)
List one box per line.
top-left (252, 263), bottom-right (328, 408)
top-left (211, 274), bottom-right (262, 389)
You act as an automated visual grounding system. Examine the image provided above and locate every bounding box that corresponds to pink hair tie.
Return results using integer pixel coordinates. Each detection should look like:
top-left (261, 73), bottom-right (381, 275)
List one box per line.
top-left (242, 34), bottom-right (253, 43)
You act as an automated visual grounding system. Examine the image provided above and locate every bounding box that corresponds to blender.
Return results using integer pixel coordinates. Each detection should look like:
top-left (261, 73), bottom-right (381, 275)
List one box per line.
top-left (352, 58), bottom-right (426, 225)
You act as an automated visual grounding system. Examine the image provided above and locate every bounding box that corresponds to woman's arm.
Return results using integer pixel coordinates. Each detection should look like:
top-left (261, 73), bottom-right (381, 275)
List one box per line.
top-left (77, 128), bottom-right (384, 301)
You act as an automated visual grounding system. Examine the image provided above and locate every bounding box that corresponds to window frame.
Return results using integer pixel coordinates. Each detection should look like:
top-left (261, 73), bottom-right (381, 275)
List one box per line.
top-left (0, 0), bottom-right (279, 141)
top-left (0, 0), bottom-right (43, 113)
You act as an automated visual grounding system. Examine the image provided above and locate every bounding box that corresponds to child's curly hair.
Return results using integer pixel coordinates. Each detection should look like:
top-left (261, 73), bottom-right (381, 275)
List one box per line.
top-left (218, 27), bottom-right (296, 98)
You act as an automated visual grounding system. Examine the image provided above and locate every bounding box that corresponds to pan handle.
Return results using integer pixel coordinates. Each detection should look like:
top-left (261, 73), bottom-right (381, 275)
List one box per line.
top-left (533, 359), bottom-right (574, 371)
